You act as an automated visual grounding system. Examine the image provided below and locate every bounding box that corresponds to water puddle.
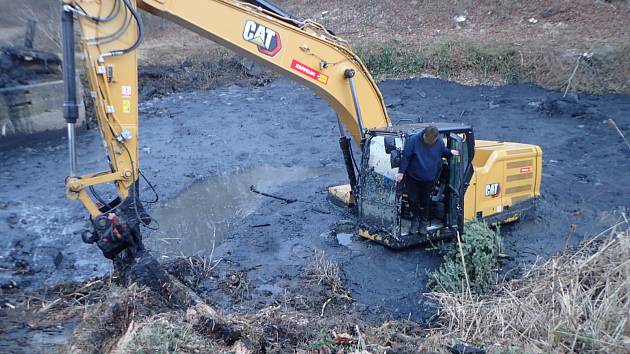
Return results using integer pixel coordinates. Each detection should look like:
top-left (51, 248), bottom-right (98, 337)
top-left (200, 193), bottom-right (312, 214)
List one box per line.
top-left (336, 232), bottom-right (354, 246)
top-left (146, 165), bottom-right (333, 257)
top-left (0, 320), bottom-right (77, 353)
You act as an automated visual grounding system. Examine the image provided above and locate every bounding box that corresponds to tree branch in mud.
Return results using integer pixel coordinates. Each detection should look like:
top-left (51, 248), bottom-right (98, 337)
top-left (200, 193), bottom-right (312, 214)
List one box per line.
top-left (249, 185), bottom-right (297, 204)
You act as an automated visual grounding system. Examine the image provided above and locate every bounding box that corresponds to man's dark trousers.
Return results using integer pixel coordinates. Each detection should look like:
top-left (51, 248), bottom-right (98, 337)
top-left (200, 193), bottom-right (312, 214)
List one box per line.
top-left (404, 176), bottom-right (434, 225)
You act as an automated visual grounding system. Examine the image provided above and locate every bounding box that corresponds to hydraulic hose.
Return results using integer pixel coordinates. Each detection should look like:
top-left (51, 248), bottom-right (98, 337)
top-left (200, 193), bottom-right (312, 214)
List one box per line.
top-left (101, 0), bottom-right (144, 59)
top-left (119, 0), bottom-right (144, 54)
top-left (74, 0), bottom-right (121, 23)
top-left (88, 3), bottom-right (131, 44)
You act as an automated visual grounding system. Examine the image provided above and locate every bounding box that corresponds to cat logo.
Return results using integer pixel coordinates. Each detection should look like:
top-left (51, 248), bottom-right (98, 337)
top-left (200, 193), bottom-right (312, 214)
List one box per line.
top-left (243, 20), bottom-right (282, 57)
top-left (485, 183), bottom-right (500, 197)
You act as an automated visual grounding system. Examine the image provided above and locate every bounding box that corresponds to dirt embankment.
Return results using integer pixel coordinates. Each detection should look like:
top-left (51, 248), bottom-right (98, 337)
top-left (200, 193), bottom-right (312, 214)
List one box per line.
top-left (2, 0), bottom-right (628, 96)
top-left (136, 0), bottom-right (630, 94)
top-left (276, 0), bottom-right (630, 92)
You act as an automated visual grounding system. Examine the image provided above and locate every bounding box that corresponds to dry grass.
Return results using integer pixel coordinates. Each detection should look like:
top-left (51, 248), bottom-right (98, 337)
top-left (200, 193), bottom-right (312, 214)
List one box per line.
top-left (17, 226), bottom-right (630, 353)
top-left (0, 277), bottom-right (112, 343)
top-left (305, 250), bottom-right (350, 300)
top-left (116, 312), bottom-right (218, 354)
top-left (357, 40), bottom-right (630, 93)
top-left (427, 219), bottom-right (630, 353)
top-left (110, 300), bottom-right (445, 353)
top-left (62, 283), bottom-right (157, 354)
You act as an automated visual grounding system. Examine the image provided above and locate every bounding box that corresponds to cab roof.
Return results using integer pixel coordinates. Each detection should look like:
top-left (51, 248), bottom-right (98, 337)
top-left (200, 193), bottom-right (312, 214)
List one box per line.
top-left (368, 122), bottom-right (473, 135)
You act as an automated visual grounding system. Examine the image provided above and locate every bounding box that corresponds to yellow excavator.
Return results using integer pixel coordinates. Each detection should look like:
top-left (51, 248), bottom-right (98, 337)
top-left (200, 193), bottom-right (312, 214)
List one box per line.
top-left (60, 0), bottom-right (542, 264)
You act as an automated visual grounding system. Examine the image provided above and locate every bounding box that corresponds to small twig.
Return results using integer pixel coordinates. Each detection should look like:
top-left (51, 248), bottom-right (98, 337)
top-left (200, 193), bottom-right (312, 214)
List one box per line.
top-left (39, 298), bottom-right (61, 312)
top-left (77, 279), bottom-right (102, 291)
top-left (456, 231), bottom-right (472, 297)
top-left (563, 56), bottom-right (582, 97)
top-left (209, 258), bottom-right (223, 271)
top-left (355, 324), bottom-right (366, 350)
top-left (208, 222), bottom-right (217, 265)
top-left (320, 298), bottom-right (332, 317)
top-left (607, 118), bottom-right (630, 153)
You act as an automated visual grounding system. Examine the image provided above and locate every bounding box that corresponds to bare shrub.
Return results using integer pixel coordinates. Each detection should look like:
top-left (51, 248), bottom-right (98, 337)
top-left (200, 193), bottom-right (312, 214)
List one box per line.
top-left (305, 250), bottom-right (350, 299)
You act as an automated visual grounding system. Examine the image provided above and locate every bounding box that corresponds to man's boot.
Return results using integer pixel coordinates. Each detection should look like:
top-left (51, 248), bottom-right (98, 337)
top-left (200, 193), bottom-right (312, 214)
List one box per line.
top-left (408, 217), bottom-right (420, 234)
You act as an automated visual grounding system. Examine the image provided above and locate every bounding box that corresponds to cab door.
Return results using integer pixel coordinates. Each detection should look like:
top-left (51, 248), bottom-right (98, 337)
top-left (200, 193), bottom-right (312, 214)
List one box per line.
top-left (446, 133), bottom-right (466, 229)
top-left (358, 135), bottom-right (401, 236)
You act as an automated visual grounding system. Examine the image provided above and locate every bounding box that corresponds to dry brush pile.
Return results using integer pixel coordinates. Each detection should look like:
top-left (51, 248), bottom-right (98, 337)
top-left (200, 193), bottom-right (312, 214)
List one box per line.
top-left (9, 224), bottom-right (629, 353)
top-left (427, 219), bottom-right (630, 353)
top-left (54, 251), bottom-right (437, 353)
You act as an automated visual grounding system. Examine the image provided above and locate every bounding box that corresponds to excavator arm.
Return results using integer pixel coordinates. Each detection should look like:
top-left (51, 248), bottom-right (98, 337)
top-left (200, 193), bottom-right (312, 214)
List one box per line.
top-left (61, 0), bottom-right (390, 260)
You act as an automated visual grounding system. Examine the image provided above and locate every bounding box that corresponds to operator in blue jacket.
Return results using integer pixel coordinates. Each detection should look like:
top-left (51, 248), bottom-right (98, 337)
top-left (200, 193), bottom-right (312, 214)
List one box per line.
top-left (395, 126), bottom-right (459, 234)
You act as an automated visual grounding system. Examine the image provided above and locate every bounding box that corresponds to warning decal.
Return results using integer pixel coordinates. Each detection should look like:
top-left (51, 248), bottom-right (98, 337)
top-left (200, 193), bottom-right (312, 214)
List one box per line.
top-left (290, 59), bottom-right (328, 85)
top-left (121, 85), bottom-right (132, 97)
top-left (122, 99), bottom-right (131, 113)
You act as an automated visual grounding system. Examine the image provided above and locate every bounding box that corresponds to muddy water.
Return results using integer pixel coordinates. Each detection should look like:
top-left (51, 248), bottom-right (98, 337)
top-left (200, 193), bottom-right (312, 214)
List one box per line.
top-left (335, 232), bottom-right (353, 246)
top-left (146, 165), bottom-right (335, 257)
top-left (0, 321), bottom-right (76, 354)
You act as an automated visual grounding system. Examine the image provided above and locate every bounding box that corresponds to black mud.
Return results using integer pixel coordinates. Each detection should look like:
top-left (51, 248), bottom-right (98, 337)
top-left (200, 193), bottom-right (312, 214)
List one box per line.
top-left (0, 46), bottom-right (61, 88)
top-left (1, 78), bottom-right (629, 349)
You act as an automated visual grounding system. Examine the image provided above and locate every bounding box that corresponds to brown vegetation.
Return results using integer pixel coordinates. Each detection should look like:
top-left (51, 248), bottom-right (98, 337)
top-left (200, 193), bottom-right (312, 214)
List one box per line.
top-left (53, 253), bottom-right (442, 353)
top-left (4, 222), bottom-right (628, 352)
top-left (427, 219), bottom-right (630, 353)
top-left (304, 250), bottom-right (350, 301)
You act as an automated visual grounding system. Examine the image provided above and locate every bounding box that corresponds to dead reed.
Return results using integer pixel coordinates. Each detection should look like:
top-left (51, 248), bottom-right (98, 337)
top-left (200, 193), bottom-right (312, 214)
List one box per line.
top-left (427, 219), bottom-right (630, 352)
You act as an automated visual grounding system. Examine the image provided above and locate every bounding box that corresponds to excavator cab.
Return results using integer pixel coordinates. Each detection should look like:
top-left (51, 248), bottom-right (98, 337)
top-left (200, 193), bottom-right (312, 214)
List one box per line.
top-left (357, 124), bottom-right (475, 248)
